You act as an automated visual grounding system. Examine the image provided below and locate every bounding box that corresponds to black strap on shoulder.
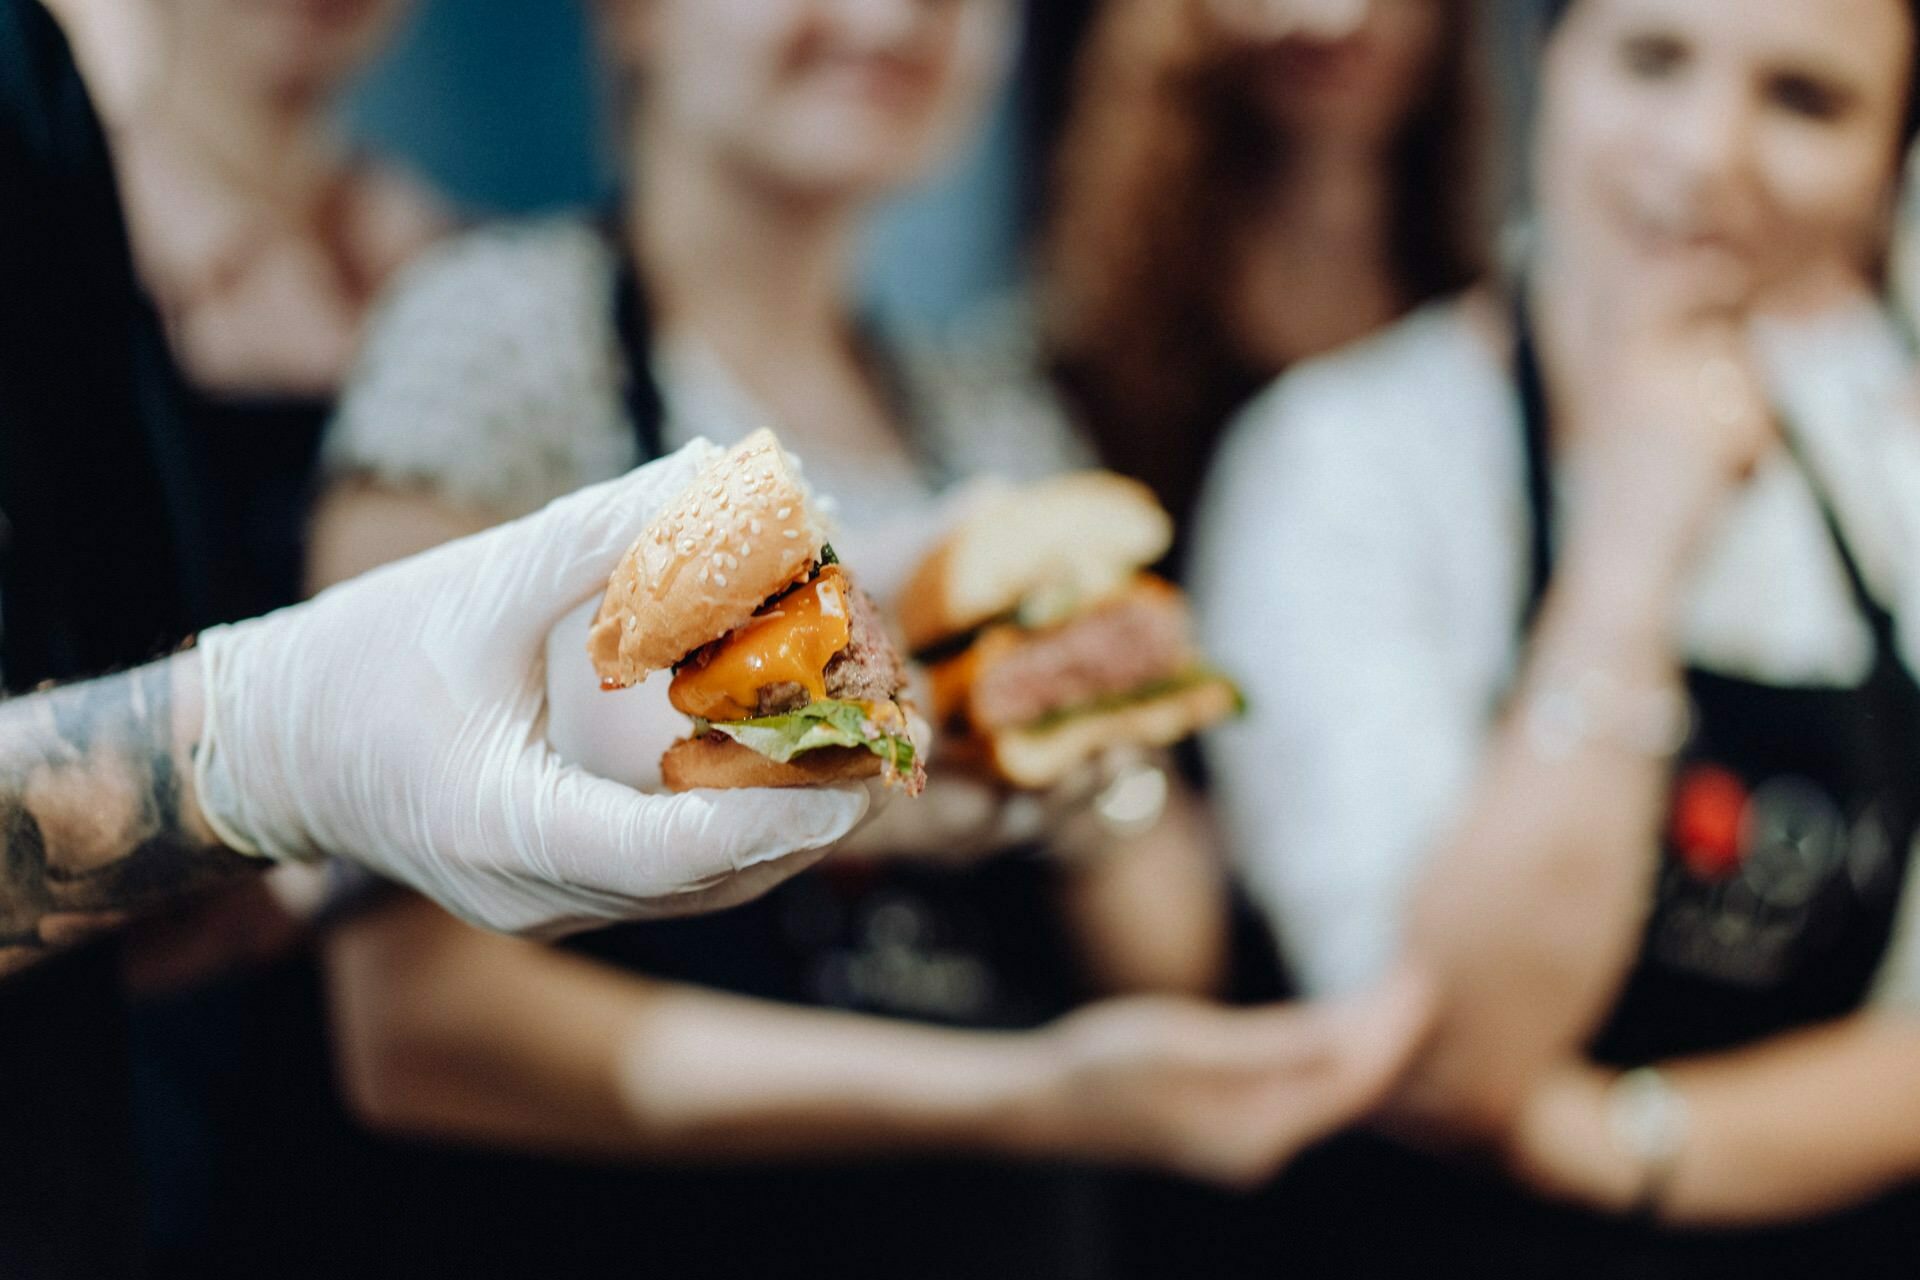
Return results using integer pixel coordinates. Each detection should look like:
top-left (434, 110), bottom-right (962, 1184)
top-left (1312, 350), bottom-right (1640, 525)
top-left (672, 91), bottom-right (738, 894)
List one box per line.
top-left (1511, 287), bottom-right (1558, 632)
top-left (1781, 432), bottom-right (1902, 653)
top-left (601, 208), bottom-right (945, 487)
top-left (610, 241), bottom-right (666, 467)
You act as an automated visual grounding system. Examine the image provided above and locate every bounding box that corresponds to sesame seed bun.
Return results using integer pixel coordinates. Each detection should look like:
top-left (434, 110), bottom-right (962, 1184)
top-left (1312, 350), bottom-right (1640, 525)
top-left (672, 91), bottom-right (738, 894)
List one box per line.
top-left (897, 472), bottom-right (1173, 652)
top-left (982, 676), bottom-right (1239, 789)
top-left (660, 734), bottom-right (883, 792)
top-left (589, 429), bottom-right (829, 689)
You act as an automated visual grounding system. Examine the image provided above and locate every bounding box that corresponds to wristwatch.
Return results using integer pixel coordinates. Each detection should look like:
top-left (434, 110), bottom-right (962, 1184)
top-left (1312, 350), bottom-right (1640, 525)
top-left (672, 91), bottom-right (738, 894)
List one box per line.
top-left (1046, 753), bottom-right (1171, 864)
top-left (1607, 1067), bottom-right (1689, 1219)
top-left (1522, 666), bottom-right (1692, 762)
top-left (1091, 757), bottom-right (1170, 836)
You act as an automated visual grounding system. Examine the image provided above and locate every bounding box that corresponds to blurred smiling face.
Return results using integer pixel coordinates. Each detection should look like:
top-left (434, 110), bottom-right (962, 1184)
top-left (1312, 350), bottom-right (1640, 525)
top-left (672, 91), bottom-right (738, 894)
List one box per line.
top-left (1205, 0), bottom-right (1448, 148)
top-left (627, 0), bottom-right (1013, 199)
top-left (1536, 0), bottom-right (1915, 312)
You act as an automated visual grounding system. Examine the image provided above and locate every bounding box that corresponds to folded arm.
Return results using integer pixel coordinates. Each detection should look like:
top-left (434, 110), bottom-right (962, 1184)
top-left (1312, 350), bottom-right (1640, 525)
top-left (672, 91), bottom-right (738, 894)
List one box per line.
top-left (326, 892), bottom-right (1431, 1184)
top-left (1196, 368), bottom-right (1722, 1143)
top-left (1514, 1013), bottom-right (1920, 1225)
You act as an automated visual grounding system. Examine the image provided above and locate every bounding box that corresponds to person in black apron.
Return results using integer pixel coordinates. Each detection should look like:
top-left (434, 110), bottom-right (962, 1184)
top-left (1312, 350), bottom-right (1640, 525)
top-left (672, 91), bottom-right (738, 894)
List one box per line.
top-left (1192, 0), bottom-right (1920, 1269)
top-left (1515, 323), bottom-right (1920, 1076)
top-left (1271, 295), bottom-right (1920, 1280)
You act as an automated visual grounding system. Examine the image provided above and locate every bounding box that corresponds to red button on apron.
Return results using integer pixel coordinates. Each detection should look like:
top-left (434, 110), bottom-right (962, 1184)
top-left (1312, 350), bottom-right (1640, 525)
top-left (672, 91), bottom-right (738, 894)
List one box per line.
top-left (1670, 764), bottom-right (1750, 880)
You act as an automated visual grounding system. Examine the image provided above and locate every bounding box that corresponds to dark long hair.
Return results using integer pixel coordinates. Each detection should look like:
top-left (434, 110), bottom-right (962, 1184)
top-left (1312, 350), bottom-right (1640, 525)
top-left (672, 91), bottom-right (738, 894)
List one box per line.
top-left (1042, 0), bottom-right (1490, 562)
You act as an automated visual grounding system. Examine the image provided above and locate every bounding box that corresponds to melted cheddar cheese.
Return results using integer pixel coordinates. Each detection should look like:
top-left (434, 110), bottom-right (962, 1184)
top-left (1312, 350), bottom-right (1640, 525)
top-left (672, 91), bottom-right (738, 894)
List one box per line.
top-left (669, 566), bottom-right (851, 721)
top-left (926, 646), bottom-right (981, 729)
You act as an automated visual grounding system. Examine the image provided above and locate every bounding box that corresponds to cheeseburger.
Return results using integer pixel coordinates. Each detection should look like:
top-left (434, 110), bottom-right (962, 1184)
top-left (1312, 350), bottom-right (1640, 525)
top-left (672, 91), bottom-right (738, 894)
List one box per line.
top-left (589, 430), bottom-right (922, 793)
top-left (901, 472), bottom-right (1240, 789)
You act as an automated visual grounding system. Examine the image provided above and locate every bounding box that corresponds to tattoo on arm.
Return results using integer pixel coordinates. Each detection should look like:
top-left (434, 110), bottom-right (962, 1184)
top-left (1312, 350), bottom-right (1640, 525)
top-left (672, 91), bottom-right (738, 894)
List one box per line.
top-left (0, 659), bottom-right (254, 978)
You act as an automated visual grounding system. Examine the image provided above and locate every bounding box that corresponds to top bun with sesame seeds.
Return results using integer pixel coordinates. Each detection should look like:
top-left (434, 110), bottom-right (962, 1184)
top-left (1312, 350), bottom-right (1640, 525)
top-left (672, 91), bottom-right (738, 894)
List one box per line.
top-left (588, 429), bottom-right (830, 689)
top-left (586, 430), bottom-right (924, 795)
top-left (896, 472), bottom-right (1173, 653)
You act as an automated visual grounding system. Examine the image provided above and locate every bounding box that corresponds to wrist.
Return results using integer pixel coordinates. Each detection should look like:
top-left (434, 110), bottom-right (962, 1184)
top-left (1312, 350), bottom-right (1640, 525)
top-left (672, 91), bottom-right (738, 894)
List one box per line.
top-left (1607, 1066), bottom-right (1689, 1220)
top-left (1560, 448), bottom-right (1734, 610)
top-left (167, 648), bottom-right (224, 852)
top-left (978, 1031), bottom-right (1078, 1159)
top-left (192, 615), bottom-right (328, 864)
top-left (1516, 660), bottom-right (1690, 764)
top-left (1530, 543), bottom-right (1687, 707)
top-left (1512, 1067), bottom-right (1648, 1215)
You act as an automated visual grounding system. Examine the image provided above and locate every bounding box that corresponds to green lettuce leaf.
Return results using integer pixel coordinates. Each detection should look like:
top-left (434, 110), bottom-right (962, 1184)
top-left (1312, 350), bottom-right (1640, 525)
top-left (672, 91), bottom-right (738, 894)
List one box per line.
top-left (695, 700), bottom-right (915, 772)
top-left (1022, 668), bottom-right (1247, 732)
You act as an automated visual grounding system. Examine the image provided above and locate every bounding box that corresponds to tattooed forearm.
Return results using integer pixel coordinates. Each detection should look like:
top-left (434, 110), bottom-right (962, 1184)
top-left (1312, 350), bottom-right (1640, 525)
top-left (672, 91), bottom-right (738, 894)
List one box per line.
top-left (0, 653), bottom-right (256, 978)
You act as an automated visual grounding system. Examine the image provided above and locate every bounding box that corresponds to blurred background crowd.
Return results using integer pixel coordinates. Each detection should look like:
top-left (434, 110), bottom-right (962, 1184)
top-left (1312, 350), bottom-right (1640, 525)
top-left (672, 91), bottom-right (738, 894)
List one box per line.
top-left (23, 0), bottom-right (1920, 1274)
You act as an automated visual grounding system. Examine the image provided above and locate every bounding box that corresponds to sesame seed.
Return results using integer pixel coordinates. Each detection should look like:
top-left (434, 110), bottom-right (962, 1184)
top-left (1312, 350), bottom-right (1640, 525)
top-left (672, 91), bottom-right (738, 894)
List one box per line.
top-left (749, 519), bottom-right (762, 535)
top-left (679, 539), bottom-right (694, 553)
top-left (775, 506), bottom-right (791, 519)
top-left (698, 566), bottom-right (709, 583)
top-left (724, 554), bottom-right (738, 569)
top-left (714, 573), bottom-right (728, 587)
top-left (739, 542), bottom-right (751, 557)
top-left (783, 529), bottom-right (800, 540)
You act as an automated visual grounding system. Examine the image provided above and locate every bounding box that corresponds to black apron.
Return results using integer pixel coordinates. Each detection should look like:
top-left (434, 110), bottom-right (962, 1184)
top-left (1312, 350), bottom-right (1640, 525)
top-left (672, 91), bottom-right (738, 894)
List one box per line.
top-left (1269, 304), bottom-right (1920, 1279)
top-left (1510, 310), bottom-right (1920, 1070)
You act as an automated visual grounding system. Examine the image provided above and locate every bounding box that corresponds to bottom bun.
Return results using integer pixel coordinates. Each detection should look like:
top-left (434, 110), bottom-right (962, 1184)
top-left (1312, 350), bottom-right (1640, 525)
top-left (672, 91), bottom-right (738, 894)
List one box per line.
top-left (986, 678), bottom-right (1239, 789)
top-left (661, 733), bottom-right (884, 792)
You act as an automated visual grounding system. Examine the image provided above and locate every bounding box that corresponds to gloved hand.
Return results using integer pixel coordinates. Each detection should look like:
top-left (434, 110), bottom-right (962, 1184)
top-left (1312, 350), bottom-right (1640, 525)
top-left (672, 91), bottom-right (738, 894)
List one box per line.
top-left (192, 440), bottom-right (871, 938)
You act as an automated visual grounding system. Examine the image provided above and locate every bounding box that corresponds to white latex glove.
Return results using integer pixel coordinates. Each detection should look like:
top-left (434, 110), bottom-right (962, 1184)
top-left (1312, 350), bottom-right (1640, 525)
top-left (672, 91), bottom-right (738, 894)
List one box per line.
top-left (191, 441), bottom-right (871, 938)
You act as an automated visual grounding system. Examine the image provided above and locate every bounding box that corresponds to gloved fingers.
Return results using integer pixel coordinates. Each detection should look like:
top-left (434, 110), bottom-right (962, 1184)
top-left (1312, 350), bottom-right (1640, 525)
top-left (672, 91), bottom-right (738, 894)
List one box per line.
top-left (505, 843), bottom-right (834, 940)
top-left (629, 843), bottom-right (835, 921)
top-left (532, 765), bottom-right (870, 903)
